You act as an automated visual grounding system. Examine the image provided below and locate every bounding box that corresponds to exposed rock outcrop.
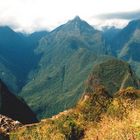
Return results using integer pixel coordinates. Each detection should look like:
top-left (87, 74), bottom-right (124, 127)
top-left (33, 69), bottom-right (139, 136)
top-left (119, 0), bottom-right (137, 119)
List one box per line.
top-left (0, 114), bottom-right (22, 135)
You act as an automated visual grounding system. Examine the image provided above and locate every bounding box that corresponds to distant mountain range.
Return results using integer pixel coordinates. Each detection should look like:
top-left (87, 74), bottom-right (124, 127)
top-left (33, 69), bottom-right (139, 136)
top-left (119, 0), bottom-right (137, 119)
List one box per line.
top-left (0, 16), bottom-right (140, 119)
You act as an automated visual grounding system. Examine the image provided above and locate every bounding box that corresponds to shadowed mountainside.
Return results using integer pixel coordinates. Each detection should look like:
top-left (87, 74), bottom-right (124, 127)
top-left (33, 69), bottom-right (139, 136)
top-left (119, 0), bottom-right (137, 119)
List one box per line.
top-left (0, 80), bottom-right (38, 124)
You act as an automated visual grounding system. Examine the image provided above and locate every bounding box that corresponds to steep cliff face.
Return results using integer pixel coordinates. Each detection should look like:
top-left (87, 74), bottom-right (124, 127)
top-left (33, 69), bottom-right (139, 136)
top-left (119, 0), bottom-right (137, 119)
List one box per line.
top-left (0, 80), bottom-right (38, 124)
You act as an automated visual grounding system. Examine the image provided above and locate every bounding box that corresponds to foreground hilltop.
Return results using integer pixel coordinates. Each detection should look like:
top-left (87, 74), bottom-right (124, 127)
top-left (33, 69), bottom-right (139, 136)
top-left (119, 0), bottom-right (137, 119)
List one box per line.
top-left (9, 86), bottom-right (140, 140)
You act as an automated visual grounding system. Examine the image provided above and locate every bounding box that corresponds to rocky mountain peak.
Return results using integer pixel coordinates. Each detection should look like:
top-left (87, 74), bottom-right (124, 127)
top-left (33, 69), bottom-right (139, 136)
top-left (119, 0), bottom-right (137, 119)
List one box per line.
top-left (72, 16), bottom-right (81, 22)
top-left (56, 16), bottom-right (96, 34)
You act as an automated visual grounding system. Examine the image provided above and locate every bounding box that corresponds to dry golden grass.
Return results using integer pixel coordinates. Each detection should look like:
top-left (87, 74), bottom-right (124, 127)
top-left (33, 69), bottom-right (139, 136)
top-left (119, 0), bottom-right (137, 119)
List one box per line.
top-left (82, 108), bottom-right (140, 140)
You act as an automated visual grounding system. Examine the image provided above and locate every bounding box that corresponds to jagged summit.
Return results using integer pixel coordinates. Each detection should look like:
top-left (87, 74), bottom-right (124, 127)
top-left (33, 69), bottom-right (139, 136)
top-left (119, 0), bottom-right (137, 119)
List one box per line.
top-left (51, 16), bottom-right (96, 35)
top-left (74, 15), bottom-right (81, 20)
top-left (70, 16), bottom-right (82, 22)
top-left (66, 16), bottom-right (95, 32)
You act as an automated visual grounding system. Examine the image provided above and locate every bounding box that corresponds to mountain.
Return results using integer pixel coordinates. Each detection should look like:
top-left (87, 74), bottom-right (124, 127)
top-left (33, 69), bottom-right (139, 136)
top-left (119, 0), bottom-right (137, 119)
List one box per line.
top-left (20, 16), bottom-right (109, 119)
top-left (111, 19), bottom-right (140, 60)
top-left (110, 19), bottom-right (140, 77)
top-left (102, 26), bottom-right (121, 44)
top-left (0, 26), bottom-right (48, 92)
top-left (20, 17), bottom-right (140, 119)
top-left (27, 31), bottom-right (49, 41)
top-left (0, 17), bottom-right (140, 120)
top-left (0, 17), bottom-right (140, 140)
top-left (0, 56), bottom-right (18, 93)
top-left (37, 16), bottom-right (107, 54)
top-left (21, 53), bottom-right (140, 120)
top-left (0, 79), bottom-right (38, 124)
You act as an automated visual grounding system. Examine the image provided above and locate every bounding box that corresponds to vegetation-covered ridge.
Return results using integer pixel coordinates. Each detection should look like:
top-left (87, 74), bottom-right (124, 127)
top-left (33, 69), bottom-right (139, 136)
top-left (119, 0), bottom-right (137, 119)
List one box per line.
top-left (8, 84), bottom-right (140, 140)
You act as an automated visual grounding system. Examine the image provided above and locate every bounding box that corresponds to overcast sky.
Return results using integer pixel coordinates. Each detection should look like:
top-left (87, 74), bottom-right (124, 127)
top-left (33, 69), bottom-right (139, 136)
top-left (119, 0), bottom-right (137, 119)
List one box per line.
top-left (0, 0), bottom-right (140, 33)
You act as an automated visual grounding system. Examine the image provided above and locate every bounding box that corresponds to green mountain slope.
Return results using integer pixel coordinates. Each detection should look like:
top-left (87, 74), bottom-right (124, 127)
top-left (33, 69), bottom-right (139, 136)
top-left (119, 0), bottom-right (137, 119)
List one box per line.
top-left (20, 16), bottom-right (109, 118)
top-left (88, 59), bottom-right (140, 95)
top-left (0, 26), bottom-right (48, 92)
top-left (0, 56), bottom-right (18, 92)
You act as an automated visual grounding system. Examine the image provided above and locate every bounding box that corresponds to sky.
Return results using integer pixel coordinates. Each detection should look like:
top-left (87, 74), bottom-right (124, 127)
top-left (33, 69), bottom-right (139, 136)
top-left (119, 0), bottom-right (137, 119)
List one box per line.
top-left (0, 0), bottom-right (140, 33)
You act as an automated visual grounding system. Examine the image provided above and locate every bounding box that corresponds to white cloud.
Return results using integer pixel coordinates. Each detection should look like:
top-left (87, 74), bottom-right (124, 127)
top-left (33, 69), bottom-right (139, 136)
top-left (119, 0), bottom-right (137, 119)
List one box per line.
top-left (0, 0), bottom-right (140, 32)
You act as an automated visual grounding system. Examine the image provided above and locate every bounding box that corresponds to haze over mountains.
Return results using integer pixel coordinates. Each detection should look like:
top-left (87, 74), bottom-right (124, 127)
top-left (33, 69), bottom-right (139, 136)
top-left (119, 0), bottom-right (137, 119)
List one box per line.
top-left (0, 16), bottom-right (140, 120)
